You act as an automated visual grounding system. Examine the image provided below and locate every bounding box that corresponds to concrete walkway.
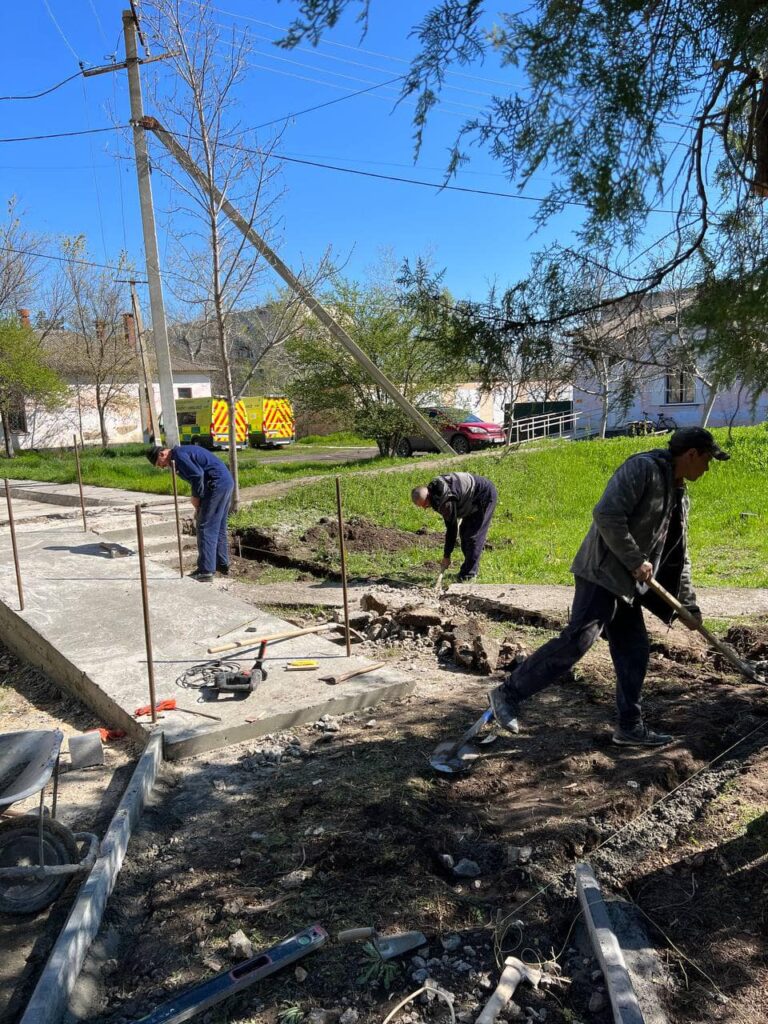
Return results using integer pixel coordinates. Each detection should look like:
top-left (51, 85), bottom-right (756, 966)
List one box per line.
top-left (0, 521), bottom-right (412, 759)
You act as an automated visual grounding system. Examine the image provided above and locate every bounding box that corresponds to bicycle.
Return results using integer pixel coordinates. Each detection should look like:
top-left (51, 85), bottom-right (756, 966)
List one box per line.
top-left (643, 410), bottom-right (678, 433)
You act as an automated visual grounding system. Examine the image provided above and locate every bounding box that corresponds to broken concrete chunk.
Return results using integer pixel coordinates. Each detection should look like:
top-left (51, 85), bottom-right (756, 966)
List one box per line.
top-left (280, 868), bottom-right (314, 889)
top-left (453, 858), bottom-right (481, 878)
top-left (361, 593), bottom-right (391, 615)
top-left (227, 929), bottom-right (254, 960)
top-left (473, 634), bottom-right (501, 674)
top-left (339, 1009), bottom-right (359, 1024)
top-left (441, 934), bottom-right (462, 952)
top-left (398, 605), bottom-right (444, 632)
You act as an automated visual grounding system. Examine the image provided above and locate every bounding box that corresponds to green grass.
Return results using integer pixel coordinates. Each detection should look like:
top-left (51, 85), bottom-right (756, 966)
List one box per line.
top-left (231, 425), bottom-right (768, 589)
top-left (0, 443), bottom-right (387, 495)
top-left (295, 431), bottom-right (372, 446)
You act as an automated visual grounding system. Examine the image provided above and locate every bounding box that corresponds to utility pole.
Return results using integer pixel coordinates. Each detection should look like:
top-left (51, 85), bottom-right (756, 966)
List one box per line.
top-left (122, 10), bottom-right (179, 445)
top-left (121, 279), bottom-right (161, 442)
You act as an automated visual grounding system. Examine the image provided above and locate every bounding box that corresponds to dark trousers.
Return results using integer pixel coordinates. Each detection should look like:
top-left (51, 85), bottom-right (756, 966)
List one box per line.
top-left (196, 481), bottom-right (233, 574)
top-left (458, 482), bottom-right (497, 578)
top-left (507, 577), bottom-right (649, 729)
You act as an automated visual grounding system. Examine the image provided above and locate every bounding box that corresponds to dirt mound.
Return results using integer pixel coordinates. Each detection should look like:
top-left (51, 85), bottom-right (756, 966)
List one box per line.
top-left (725, 622), bottom-right (768, 661)
top-left (301, 516), bottom-right (440, 554)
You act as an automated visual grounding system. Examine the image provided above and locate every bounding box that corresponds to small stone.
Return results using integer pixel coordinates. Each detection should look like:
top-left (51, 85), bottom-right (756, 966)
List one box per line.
top-left (294, 966), bottom-right (308, 983)
top-left (308, 1011), bottom-right (334, 1024)
top-left (463, 946), bottom-right (476, 957)
top-left (453, 858), bottom-right (481, 877)
top-left (363, 719), bottom-right (377, 729)
top-left (280, 868), bottom-right (313, 889)
top-left (439, 854), bottom-right (455, 870)
top-left (227, 930), bottom-right (253, 960)
top-left (472, 879), bottom-right (482, 890)
top-left (626, 780), bottom-right (640, 790)
top-left (411, 968), bottom-right (429, 984)
top-left (340, 1009), bottom-right (359, 1024)
top-left (249, 831), bottom-right (267, 842)
top-left (411, 955), bottom-right (427, 969)
top-left (517, 845), bottom-right (533, 865)
top-left (588, 992), bottom-right (607, 1013)
top-left (441, 934), bottom-right (462, 952)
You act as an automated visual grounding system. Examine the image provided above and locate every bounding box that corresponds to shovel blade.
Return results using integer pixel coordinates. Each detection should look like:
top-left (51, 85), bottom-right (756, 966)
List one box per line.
top-left (376, 931), bottom-right (427, 959)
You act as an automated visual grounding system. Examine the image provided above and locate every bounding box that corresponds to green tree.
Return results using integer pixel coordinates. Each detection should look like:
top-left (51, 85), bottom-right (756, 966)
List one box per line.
top-left (287, 270), bottom-right (468, 455)
top-left (0, 316), bottom-right (66, 458)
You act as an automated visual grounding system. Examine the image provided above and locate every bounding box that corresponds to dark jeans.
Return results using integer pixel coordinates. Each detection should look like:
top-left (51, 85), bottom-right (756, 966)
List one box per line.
top-left (459, 482), bottom-right (498, 578)
top-left (197, 481), bottom-right (233, 574)
top-left (507, 576), bottom-right (649, 729)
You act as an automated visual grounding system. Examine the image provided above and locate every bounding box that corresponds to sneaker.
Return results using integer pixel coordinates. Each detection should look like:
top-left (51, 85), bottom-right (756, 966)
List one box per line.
top-left (188, 570), bottom-right (214, 583)
top-left (217, 564), bottom-right (230, 576)
top-left (457, 574), bottom-right (477, 583)
top-left (612, 723), bottom-right (673, 747)
top-left (488, 683), bottom-right (520, 734)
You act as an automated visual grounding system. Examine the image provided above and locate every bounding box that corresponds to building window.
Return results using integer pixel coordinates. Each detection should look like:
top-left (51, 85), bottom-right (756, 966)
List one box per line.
top-left (665, 370), bottom-right (696, 405)
top-left (177, 387), bottom-right (192, 399)
top-left (8, 400), bottom-right (27, 433)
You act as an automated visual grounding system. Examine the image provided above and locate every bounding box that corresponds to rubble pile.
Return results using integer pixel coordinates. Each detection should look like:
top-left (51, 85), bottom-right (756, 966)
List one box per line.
top-left (348, 592), bottom-right (530, 675)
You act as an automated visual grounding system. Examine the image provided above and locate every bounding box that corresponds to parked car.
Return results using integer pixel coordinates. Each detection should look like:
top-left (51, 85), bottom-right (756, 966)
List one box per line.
top-left (396, 406), bottom-right (506, 456)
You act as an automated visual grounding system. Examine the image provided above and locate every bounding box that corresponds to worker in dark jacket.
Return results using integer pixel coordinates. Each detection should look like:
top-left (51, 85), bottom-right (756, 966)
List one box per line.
top-left (489, 427), bottom-right (730, 747)
top-left (412, 472), bottom-right (497, 581)
top-left (147, 444), bottom-right (234, 582)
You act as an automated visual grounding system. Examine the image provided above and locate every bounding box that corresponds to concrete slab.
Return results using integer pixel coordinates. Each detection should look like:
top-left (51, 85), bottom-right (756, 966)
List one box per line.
top-left (0, 524), bottom-right (413, 759)
top-left (6, 479), bottom-right (173, 509)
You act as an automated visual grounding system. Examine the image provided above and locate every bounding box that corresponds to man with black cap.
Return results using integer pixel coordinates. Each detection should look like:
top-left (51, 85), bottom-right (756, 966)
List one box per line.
top-left (411, 472), bottom-right (497, 582)
top-left (489, 426), bottom-right (730, 747)
top-left (146, 444), bottom-right (234, 582)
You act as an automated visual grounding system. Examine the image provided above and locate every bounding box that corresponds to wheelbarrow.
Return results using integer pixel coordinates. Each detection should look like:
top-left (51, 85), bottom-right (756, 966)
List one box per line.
top-left (0, 729), bottom-right (99, 914)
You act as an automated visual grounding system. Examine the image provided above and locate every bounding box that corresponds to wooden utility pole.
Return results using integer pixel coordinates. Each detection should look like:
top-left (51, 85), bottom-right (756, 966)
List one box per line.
top-left (122, 9), bottom-right (179, 446)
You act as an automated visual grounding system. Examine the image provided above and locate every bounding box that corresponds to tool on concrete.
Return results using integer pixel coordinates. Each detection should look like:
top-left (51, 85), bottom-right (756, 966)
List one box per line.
top-left (475, 957), bottom-right (541, 1024)
top-left (286, 659), bottom-right (319, 671)
top-left (641, 577), bottom-right (768, 685)
top-left (0, 729), bottom-right (99, 914)
top-left (4, 478), bottom-right (24, 611)
top-left (335, 476), bottom-right (352, 657)
top-left (134, 699), bottom-right (221, 722)
top-left (135, 504), bottom-right (158, 724)
top-left (575, 863), bottom-right (645, 1024)
top-left (68, 732), bottom-right (105, 769)
top-left (430, 706), bottom-right (498, 774)
top-left (72, 433), bottom-right (87, 532)
top-left (216, 613), bottom-right (263, 639)
top-left (208, 622), bottom-right (337, 655)
top-left (338, 926), bottom-right (427, 960)
top-left (320, 661), bottom-right (385, 686)
top-left (99, 541), bottom-right (133, 558)
top-left (435, 571), bottom-right (445, 595)
top-left (135, 924), bottom-right (329, 1024)
top-left (96, 728), bottom-right (127, 742)
top-left (170, 458), bottom-right (185, 578)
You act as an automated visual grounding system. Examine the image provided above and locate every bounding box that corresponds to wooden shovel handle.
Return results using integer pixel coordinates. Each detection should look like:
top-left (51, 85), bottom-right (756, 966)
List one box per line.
top-left (645, 577), bottom-right (762, 681)
top-left (338, 927), bottom-right (375, 943)
top-left (321, 661), bottom-right (386, 685)
top-left (208, 622), bottom-right (336, 655)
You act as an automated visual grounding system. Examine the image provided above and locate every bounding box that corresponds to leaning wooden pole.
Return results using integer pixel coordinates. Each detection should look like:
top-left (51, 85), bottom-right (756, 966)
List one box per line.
top-left (73, 434), bottom-right (87, 532)
top-left (335, 476), bottom-right (352, 658)
top-left (4, 479), bottom-right (24, 611)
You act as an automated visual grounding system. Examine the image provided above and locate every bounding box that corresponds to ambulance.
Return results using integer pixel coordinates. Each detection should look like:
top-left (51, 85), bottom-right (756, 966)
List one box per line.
top-left (242, 396), bottom-right (295, 448)
top-left (174, 397), bottom-right (249, 448)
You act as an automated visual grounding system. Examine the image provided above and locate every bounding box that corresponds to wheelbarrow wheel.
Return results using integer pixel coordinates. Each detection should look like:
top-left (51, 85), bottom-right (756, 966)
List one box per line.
top-left (0, 815), bottom-right (80, 914)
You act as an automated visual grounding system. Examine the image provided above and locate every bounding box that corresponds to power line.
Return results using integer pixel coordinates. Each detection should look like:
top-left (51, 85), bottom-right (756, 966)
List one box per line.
top-left (0, 126), bottom-right (123, 143)
top-left (0, 244), bottom-right (197, 287)
top-left (0, 71), bottom-right (83, 101)
top-left (42, 0), bottom-right (83, 64)
top-left (251, 74), bottom-right (406, 130)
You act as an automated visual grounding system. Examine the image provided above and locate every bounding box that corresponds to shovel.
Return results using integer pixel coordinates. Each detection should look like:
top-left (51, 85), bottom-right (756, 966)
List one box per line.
top-left (338, 926), bottom-right (426, 960)
top-left (435, 571), bottom-right (445, 596)
top-left (641, 578), bottom-right (768, 685)
top-left (429, 706), bottom-right (499, 774)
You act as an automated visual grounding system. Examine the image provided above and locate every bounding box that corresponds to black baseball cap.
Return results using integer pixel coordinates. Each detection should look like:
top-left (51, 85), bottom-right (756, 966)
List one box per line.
top-left (145, 445), bottom-right (164, 466)
top-left (668, 426), bottom-right (730, 460)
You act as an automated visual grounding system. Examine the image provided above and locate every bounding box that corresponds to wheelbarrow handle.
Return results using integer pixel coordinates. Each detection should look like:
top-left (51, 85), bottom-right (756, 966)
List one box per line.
top-left (642, 577), bottom-right (765, 684)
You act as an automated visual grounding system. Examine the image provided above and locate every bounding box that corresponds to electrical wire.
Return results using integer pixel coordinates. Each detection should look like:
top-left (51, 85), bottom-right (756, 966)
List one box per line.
top-left (250, 74), bottom-right (405, 131)
top-left (0, 126), bottom-right (122, 143)
top-left (42, 0), bottom-right (83, 64)
top-left (0, 243), bottom-right (197, 287)
top-left (0, 71), bottom-right (83, 101)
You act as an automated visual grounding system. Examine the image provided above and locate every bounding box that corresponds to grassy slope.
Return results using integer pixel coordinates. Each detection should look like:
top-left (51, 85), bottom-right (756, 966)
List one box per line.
top-left (231, 426), bottom-right (768, 588)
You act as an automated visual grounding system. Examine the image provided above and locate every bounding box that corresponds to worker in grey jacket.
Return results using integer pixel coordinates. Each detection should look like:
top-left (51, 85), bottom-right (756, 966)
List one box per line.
top-left (412, 472), bottom-right (497, 581)
top-left (490, 427), bottom-right (730, 747)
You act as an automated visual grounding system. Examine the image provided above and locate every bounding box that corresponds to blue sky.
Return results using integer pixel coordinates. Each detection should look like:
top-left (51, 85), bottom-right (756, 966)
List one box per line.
top-left (0, 1), bottom-right (670, 313)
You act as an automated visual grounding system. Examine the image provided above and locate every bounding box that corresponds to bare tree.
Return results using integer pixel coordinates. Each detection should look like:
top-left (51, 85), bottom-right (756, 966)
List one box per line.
top-left (144, 0), bottom-right (288, 509)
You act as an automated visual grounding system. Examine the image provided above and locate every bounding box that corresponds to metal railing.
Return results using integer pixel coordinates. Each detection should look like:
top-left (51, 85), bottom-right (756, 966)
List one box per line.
top-left (505, 409), bottom-right (582, 444)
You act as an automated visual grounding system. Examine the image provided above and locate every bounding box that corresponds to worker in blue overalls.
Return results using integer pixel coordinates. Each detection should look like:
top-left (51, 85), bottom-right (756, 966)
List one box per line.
top-left (147, 444), bottom-right (234, 582)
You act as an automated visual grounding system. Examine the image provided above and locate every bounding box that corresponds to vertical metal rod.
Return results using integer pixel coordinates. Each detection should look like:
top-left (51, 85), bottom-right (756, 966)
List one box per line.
top-left (51, 754), bottom-right (59, 819)
top-left (170, 460), bottom-right (184, 578)
top-left (135, 504), bottom-right (157, 723)
top-left (38, 788), bottom-right (45, 869)
top-left (4, 479), bottom-right (24, 610)
top-left (73, 434), bottom-right (88, 532)
top-left (335, 476), bottom-right (351, 657)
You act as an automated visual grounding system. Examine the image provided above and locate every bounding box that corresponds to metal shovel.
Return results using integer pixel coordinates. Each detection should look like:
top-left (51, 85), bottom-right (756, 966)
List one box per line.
top-left (429, 706), bottom-right (499, 774)
top-left (337, 926), bottom-right (427, 959)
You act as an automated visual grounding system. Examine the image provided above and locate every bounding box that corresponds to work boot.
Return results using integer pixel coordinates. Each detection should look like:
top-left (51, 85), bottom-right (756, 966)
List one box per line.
top-left (612, 723), bottom-right (673, 747)
top-left (457, 573), bottom-right (477, 583)
top-left (188, 570), bottom-right (214, 583)
top-left (217, 564), bottom-right (230, 576)
top-left (488, 683), bottom-right (520, 734)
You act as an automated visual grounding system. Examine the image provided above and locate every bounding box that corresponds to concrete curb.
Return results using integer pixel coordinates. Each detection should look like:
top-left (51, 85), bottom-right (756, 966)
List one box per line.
top-left (20, 732), bottom-right (164, 1024)
top-left (575, 862), bottom-right (645, 1024)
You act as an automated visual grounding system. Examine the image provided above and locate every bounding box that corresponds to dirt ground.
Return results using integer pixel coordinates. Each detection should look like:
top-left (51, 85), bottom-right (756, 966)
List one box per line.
top-left (55, 599), bottom-right (768, 1024)
top-left (0, 653), bottom-right (141, 1022)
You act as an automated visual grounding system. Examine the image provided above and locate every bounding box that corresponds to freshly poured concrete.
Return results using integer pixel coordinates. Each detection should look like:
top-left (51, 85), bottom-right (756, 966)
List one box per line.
top-left (0, 523), bottom-right (413, 758)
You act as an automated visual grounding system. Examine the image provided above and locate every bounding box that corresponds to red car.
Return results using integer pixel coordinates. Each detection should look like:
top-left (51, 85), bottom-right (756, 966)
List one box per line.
top-left (396, 406), bottom-right (506, 456)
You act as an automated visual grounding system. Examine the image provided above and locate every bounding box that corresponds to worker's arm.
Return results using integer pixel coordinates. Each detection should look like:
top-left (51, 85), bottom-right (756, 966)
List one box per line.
top-left (172, 448), bottom-right (206, 501)
top-left (592, 458), bottom-right (653, 573)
